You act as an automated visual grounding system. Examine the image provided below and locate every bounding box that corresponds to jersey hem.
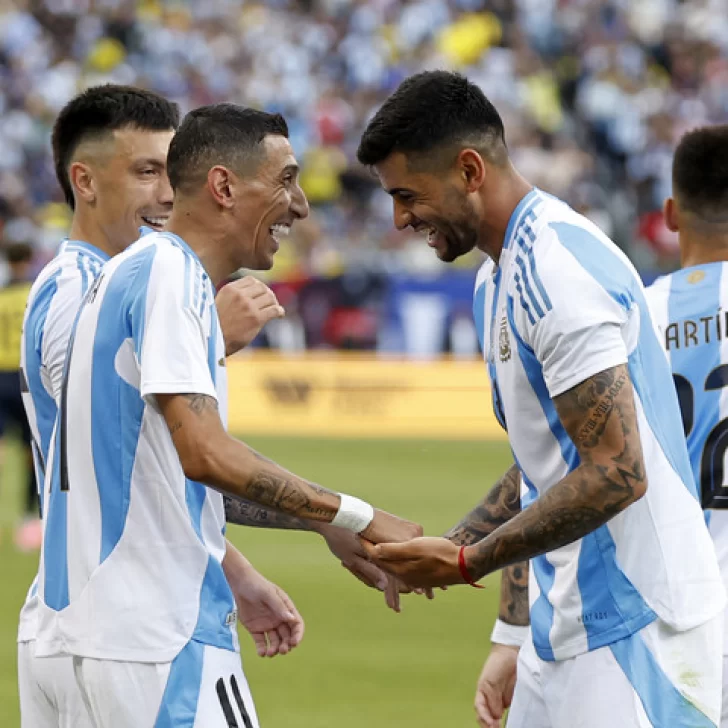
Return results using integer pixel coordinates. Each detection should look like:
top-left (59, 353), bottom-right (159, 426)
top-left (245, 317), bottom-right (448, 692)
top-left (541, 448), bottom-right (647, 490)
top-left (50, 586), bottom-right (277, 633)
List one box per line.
top-left (533, 608), bottom-right (657, 661)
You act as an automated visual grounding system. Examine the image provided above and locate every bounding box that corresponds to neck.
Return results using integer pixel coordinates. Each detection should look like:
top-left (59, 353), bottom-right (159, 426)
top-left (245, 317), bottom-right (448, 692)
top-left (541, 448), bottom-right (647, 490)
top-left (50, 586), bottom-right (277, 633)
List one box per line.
top-left (68, 207), bottom-right (119, 258)
top-left (476, 166), bottom-right (533, 264)
top-left (680, 232), bottom-right (728, 269)
top-left (165, 201), bottom-right (233, 287)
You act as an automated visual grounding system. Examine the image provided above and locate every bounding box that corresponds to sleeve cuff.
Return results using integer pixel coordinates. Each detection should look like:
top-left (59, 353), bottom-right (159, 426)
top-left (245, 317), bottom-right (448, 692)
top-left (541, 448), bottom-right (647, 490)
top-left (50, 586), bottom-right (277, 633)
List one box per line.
top-left (490, 619), bottom-right (529, 647)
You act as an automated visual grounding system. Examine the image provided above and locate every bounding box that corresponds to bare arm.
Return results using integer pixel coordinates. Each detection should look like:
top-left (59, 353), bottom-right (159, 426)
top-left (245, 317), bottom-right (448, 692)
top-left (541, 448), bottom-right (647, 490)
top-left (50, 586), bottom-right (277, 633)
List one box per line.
top-left (158, 392), bottom-right (421, 545)
top-left (499, 562), bottom-right (529, 626)
top-left (161, 393), bottom-right (340, 522)
top-left (223, 495), bottom-right (314, 530)
top-left (444, 463), bottom-right (521, 546)
top-left (464, 363), bottom-right (647, 580)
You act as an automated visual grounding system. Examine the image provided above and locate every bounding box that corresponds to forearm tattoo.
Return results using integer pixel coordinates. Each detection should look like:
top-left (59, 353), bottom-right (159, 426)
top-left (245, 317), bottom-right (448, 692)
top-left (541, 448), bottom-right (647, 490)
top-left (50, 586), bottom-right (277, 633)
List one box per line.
top-left (469, 364), bottom-right (646, 578)
top-left (444, 464), bottom-right (521, 546)
top-left (223, 495), bottom-right (312, 530)
top-left (499, 561), bottom-right (529, 626)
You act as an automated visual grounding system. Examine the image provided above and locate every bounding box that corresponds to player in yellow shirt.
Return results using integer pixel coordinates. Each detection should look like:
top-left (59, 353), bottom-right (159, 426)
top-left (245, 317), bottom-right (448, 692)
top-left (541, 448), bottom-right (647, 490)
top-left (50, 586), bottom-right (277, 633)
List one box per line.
top-left (0, 242), bottom-right (39, 550)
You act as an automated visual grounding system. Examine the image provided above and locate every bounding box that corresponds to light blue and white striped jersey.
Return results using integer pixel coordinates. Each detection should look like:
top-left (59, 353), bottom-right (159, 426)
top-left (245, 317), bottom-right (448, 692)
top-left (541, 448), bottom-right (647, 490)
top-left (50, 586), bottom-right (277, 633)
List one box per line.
top-left (17, 240), bottom-right (108, 643)
top-left (646, 262), bottom-right (728, 654)
top-left (474, 189), bottom-right (724, 662)
top-left (35, 231), bottom-right (238, 663)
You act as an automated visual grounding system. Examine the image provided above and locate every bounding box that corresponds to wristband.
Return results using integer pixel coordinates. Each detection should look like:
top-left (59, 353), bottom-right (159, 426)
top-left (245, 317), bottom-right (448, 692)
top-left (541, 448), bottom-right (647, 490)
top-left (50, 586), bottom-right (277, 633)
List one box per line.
top-left (458, 545), bottom-right (484, 588)
top-left (490, 618), bottom-right (529, 647)
top-left (331, 494), bottom-right (374, 533)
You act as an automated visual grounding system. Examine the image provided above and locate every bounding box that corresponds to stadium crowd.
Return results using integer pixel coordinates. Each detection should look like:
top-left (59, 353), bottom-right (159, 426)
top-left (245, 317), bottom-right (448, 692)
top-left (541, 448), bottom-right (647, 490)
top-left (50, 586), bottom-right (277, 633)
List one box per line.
top-left (0, 0), bottom-right (726, 283)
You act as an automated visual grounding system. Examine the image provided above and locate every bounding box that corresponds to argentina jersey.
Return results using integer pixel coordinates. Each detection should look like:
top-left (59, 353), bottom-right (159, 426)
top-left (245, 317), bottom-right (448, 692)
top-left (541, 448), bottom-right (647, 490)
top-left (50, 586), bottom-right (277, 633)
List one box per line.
top-left (18, 240), bottom-right (108, 644)
top-left (35, 231), bottom-right (237, 663)
top-left (646, 262), bottom-right (728, 654)
top-left (473, 189), bottom-right (724, 662)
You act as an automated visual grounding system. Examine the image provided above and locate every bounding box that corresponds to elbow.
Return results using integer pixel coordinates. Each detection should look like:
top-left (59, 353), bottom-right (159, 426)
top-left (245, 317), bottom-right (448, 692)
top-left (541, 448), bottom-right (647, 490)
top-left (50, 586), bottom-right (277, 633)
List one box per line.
top-left (178, 441), bottom-right (217, 484)
top-left (631, 476), bottom-right (648, 504)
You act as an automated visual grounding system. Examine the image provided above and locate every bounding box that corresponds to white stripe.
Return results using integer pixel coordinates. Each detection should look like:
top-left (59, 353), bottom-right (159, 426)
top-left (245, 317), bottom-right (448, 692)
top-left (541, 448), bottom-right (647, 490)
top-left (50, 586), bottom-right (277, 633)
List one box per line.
top-left (547, 541), bottom-right (588, 660)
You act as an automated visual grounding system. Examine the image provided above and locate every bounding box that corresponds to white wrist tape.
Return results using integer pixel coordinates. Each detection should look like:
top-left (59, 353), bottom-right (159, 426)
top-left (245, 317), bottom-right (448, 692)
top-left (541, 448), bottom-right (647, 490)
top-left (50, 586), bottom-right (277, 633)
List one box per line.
top-left (331, 494), bottom-right (374, 533)
top-left (490, 619), bottom-right (529, 648)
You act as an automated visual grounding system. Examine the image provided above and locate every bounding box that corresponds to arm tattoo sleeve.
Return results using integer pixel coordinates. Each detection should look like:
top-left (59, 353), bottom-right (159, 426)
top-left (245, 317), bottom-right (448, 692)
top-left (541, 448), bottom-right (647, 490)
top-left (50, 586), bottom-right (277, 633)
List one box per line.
top-left (444, 463), bottom-right (521, 546)
top-left (223, 495), bottom-right (313, 531)
top-left (467, 364), bottom-right (647, 579)
top-left (499, 561), bottom-right (529, 626)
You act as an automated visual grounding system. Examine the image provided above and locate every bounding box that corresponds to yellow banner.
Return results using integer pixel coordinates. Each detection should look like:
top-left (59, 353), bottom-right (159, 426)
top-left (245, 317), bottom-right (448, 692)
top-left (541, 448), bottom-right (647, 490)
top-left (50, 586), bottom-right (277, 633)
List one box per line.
top-left (226, 353), bottom-right (506, 440)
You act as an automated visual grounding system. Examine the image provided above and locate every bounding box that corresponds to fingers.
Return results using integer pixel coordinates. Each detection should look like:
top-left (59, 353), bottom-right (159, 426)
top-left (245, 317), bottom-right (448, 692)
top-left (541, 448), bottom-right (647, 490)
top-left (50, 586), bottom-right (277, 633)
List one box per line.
top-left (264, 627), bottom-right (281, 658)
top-left (278, 589), bottom-right (305, 647)
top-left (275, 621), bottom-right (292, 656)
top-left (252, 631), bottom-right (269, 658)
top-left (342, 555), bottom-right (388, 591)
top-left (475, 687), bottom-right (501, 727)
top-left (384, 577), bottom-right (401, 613)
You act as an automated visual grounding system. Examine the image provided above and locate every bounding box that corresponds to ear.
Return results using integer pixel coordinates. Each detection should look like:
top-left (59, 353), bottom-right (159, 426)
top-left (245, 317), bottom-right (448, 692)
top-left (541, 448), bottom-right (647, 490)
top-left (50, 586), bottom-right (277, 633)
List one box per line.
top-left (458, 149), bottom-right (486, 193)
top-left (207, 166), bottom-right (236, 209)
top-left (69, 162), bottom-right (96, 205)
top-left (663, 197), bottom-right (679, 232)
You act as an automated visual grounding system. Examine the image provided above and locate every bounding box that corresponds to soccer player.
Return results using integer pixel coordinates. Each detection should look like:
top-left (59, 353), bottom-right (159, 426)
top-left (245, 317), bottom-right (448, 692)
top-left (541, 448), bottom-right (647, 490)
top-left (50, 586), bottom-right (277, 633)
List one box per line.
top-left (0, 242), bottom-right (39, 550)
top-left (34, 103), bottom-right (420, 727)
top-left (358, 71), bottom-right (725, 727)
top-left (20, 86), bottom-right (393, 728)
top-left (644, 124), bottom-right (728, 727)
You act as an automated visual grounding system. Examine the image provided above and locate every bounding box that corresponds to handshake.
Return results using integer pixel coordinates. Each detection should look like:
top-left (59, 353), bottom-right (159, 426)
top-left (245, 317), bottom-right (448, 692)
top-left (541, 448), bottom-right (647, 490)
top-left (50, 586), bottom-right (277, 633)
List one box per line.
top-left (318, 506), bottom-right (471, 612)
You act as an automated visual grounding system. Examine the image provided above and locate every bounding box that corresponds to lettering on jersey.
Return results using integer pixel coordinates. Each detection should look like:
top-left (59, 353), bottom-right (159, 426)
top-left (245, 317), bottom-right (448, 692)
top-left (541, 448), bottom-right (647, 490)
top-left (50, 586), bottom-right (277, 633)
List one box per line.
top-left (665, 310), bottom-right (728, 350)
top-left (577, 611), bottom-right (609, 624)
top-left (225, 608), bottom-right (237, 626)
top-left (498, 316), bottom-right (511, 362)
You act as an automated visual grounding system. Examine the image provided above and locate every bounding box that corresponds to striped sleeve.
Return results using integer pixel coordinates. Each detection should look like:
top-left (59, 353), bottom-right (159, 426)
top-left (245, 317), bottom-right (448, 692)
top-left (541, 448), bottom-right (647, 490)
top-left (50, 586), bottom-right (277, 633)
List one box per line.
top-left (512, 226), bottom-right (628, 398)
top-left (134, 242), bottom-right (216, 403)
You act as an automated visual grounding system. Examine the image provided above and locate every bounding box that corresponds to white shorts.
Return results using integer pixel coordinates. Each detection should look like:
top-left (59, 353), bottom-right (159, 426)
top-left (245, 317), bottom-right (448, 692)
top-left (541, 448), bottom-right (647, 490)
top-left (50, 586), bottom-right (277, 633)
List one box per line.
top-left (73, 641), bottom-right (259, 728)
top-left (18, 639), bottom-right (93, 728)
top-left (508, 615), bottom-right (723, 728)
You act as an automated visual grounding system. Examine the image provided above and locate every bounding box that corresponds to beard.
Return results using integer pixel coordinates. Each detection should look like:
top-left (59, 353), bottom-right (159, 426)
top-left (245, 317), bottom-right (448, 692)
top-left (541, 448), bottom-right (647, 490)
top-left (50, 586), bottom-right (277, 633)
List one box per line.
top-left (436, 190), bottom-right (479, 262)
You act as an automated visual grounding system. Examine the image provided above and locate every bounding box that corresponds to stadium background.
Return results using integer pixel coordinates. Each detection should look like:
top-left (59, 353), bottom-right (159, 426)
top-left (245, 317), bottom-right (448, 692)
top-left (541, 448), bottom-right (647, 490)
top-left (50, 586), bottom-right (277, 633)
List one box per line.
top-left (0, 0), bottom-right (724, 724)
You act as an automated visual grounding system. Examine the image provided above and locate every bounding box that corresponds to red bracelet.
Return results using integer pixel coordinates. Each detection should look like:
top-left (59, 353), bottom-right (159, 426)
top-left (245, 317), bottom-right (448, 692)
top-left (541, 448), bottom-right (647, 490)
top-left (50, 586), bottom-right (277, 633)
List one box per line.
top-left (458, 546), bottom-right (484, 589)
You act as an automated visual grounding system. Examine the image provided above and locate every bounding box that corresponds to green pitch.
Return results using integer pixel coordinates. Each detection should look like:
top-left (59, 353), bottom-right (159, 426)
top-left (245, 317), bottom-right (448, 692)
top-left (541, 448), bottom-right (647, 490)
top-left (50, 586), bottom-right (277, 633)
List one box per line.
top-left (0, 437), bottom-right (511, 727)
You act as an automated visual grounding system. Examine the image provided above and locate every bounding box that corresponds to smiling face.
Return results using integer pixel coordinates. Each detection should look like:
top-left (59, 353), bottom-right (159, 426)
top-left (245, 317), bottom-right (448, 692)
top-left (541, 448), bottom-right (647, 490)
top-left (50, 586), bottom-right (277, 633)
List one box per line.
top-left (230, 134), bottom-right (310, 270)
top-left (73, 127), bottom-right (175, 253)
top-left (373, 151), bottom-right (481, 263)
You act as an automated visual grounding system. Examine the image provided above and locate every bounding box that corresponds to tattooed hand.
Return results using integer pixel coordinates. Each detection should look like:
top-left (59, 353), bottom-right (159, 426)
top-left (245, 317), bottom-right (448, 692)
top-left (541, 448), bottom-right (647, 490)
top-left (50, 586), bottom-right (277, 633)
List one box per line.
top-left (463, 363), bottom-right (647, 580)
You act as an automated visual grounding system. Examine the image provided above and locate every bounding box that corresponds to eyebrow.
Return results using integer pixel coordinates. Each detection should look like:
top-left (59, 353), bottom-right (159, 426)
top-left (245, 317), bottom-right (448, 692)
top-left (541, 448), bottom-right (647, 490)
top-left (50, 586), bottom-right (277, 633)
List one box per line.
top-left (133, 158), bottom-right (166, 168)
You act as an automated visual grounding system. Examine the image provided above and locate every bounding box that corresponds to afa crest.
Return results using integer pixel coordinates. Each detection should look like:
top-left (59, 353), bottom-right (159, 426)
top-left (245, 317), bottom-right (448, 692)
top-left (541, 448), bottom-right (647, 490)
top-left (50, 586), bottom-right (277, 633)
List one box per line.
top-left (499, 316), bottom-right (511, 362)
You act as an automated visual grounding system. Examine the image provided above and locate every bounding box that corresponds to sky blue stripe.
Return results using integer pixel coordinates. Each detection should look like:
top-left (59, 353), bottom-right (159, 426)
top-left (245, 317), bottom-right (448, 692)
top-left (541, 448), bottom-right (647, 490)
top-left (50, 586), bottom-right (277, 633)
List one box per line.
top-left (524, 228), bottom-right (553, 312)
top-left (610, 630), bottom-right (716, 727)
top-left (506, 295), bottom-right (579, 473)
top-left (514, 254), bottom-right (544, 319)
top-left (473, 281), bottom-right (486, 352)
top-left (92, 250), bottom-right (155, 564)
top-left (44, 425), bottom-right (69, 610)
top-left (504, 190), bottom-right (540, 251)
top-left (530, 553), bottom-right (556, 661)
top-left (76, 252), bottom-right (89, 296)
top-left (513, 274), bottom-right (536, 326)
top-left (550, 222), bottom-right (695, 496)
top-left (24, 269), bottom-right (62, 510)
top-left (668, 264), bottom-right (723, 504)
top-left (154, 639), bottom-right (205, 727)
top-left (576, 527), bottom-right (656, 651)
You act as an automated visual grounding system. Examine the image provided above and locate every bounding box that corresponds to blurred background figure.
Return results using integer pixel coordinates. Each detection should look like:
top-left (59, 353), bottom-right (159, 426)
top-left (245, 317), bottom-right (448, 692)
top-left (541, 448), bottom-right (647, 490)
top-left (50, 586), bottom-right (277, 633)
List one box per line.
top-left (0, 242), bottom-right (38, 552)
top-left (0, 0), bottom-right (726, 356)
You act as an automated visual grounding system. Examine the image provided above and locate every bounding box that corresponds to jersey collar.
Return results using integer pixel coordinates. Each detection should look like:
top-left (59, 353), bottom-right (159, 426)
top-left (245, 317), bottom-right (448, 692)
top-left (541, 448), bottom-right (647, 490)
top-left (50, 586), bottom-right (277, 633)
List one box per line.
top-left (59, 239), bottom-right (110, 266)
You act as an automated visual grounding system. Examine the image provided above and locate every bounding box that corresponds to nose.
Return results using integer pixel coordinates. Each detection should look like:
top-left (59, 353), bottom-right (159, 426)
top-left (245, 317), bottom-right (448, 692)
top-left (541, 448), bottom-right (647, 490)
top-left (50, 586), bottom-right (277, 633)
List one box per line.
top-left (158, 170), bottom-right (174, 207)
top-left (393, 198), bottom-right (413, 231)
top-left (291, 182), bottom-right (309, 221)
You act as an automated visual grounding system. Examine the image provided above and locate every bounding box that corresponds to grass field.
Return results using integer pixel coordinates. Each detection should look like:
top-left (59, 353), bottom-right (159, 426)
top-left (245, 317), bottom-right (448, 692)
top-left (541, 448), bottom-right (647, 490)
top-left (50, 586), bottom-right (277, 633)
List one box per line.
top-left (0, 436), bottom-right (511, 727)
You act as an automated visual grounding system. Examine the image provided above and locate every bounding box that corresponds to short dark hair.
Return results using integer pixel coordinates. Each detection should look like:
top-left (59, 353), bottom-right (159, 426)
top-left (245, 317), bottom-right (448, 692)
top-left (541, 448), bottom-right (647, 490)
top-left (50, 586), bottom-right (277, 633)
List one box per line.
top-left (167, 104), bottom-right (289, 194)
top-left (357, 71), bottom-right (506, 168)
top-left (673, 125), bottom-right (728, 223)
top-left (52, 85), bottom-right (180, 210)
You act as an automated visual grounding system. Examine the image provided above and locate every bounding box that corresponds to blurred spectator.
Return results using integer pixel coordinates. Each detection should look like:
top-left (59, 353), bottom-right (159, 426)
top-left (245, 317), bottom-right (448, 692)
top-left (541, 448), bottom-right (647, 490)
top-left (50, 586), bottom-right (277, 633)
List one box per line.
top-left (1, 0), bottom-right (727, 348)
